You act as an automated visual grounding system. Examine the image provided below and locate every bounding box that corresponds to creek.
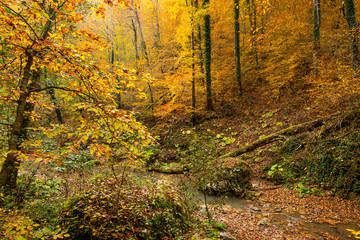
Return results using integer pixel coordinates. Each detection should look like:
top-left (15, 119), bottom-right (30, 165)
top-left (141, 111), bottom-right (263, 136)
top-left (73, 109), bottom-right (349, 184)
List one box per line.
top-left (141, 171), bottom-right (358, 240)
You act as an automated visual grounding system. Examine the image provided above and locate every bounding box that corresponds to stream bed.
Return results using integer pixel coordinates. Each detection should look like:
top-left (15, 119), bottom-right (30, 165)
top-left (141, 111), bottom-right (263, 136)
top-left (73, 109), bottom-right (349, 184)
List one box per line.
top-left (141, 171), bottom-right (359, 240)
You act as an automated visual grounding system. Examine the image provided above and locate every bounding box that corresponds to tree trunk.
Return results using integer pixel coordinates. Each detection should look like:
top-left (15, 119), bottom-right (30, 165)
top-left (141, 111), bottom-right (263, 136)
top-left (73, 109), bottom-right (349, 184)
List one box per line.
top-left (131, 17), bottom-right (140, 64)
top-left (132, 3), bottom-right (149, 62)
top-left (48, 88), bottom-right (63, 123)
top-left (44, 69), bottom-right (63, 124)
top-left (343, 0), bottom-right (360, 71)
top-left (252, 0), bottom-right (258, 68)
top-left (191, 0), bottom-right (197, 124)
top-left (313, 0), bottom-right (321, 74)
top-left (131, 1), bottom-right (154, 114)
top-left (154, 0), bottom-right (161, 47)
top-left (0, 1), bottom-right (57, 190)
top-left (203, 0), bottom-right (213, 111)
top-left (195, 0), bottom-right (204, 77)
top-left (0, 51), bottom-right (34, 189)
top-left (221, 114), bottom-right (339, 159)
top-left (234, 0), bottom-right (242, 96)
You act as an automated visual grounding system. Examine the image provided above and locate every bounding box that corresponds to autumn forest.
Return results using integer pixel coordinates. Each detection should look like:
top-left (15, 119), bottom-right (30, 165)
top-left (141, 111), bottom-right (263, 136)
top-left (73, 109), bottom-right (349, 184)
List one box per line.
top-left (0, 0), bottom-right (360, 239)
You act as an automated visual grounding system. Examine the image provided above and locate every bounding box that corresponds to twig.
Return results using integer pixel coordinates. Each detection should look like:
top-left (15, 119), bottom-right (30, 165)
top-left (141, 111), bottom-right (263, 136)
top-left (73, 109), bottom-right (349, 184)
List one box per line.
top-left (120, 163), bottom-right (128, 186)
top-left (27, 86), bottom-right (97, 101)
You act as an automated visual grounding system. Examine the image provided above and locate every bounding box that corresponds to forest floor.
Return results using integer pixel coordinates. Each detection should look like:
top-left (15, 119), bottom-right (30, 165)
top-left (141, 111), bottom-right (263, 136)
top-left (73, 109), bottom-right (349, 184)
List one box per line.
top-left (196, 176), bottom-right (360, 240)
top-left (155, 160), bottom-right (360, 239)
top-left (149, 83), bottom-right (360, 239)
top-left (191, 117), bottom-right (360, 239)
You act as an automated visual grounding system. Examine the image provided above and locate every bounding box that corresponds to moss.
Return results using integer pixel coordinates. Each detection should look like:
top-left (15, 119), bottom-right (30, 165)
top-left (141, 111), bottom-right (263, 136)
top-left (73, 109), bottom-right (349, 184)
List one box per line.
top-left (273, 122), bottom-right (360, 196)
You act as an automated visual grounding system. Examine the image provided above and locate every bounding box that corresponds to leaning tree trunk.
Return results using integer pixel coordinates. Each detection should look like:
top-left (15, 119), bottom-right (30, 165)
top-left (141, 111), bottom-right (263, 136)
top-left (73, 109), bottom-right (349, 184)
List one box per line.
top-left (343, 0), bottom-right (360, 71)
top-left (0, 2), bottom-right (57, 190)
top-left (0, 51), bottom-right (34, 189)
top-left (203, 0), bottom-right (213, 111)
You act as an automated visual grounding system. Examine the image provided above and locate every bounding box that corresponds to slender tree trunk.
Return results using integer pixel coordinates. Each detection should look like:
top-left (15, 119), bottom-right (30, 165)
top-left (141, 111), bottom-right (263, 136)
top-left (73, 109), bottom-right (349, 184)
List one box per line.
top-left (343, 0), bottom-right (360, 71)
top-left (203, 0), bottom-right (213, 111)
top-left (48, 88), bottom-right (63, 123)
top-left (131, 1), bottom-right (154, 114)
top-left (154, 0), bottom-right (160, 47)
top-left (0, 51), bottom-right (34, 189)
top-left (191, 0), bottom-right (197, 124)
top-left (45, 71), bottom-right (63, 124)
top-left (252, 0), bottom-right (258, 68)
top-left (132, 5), bottom-right (149, 62)
top-left (195, 0), bottom-right (204, 77)
top-left (313, 0), bottom-right (321, 74)
top-left (234, 0), bottom-right (242, 96)
top-left (131, 18), bottom-right (140, 65)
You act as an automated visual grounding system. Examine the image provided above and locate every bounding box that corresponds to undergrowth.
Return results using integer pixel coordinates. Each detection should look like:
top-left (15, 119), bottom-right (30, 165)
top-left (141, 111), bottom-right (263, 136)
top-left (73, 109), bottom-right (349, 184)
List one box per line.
top-left (268, 121), bottom-right (360, 197)
top-left (0, 163), bottom-right (221, 240)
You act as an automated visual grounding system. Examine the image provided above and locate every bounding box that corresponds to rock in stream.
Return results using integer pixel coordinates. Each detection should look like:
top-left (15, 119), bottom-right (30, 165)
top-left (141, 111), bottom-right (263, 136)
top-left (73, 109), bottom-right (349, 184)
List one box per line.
top-left (200, 158), bottom-right (252, 197)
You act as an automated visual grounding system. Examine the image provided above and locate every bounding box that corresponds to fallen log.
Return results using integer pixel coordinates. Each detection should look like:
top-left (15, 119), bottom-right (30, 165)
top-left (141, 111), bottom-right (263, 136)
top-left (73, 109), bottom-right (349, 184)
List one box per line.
top-left (221, 113), bottom-right (342, 159)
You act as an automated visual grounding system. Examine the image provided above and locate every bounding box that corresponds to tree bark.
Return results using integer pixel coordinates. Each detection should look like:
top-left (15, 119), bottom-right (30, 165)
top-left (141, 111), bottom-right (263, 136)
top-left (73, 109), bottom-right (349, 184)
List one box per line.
top-left (343, 0), bottom-right (360, 71)
top-left (191, 0), bottom-right (197, 125)
top-left (203, 0), bottom-right (213, 111)
top-left (131, 18), bottom-right (140, 64)
top-left (0, 1), bottom-right (57, 190)
top-left (0, 51), bottom-right (34, 189)
top-left (131, 2), bottom-right (149, 62)
top-left (154, 0), bottom-right (161, 47)
top-left (234, 0), bottom-right (242, 96)
top-left (44, 70), bottom-right (63, 123)
top-left (195, 0), bottom-right (204, 77)
top-left (313, 0), bottom-right (321, 74)
top-left (48, 88), bottom-right (64, 123)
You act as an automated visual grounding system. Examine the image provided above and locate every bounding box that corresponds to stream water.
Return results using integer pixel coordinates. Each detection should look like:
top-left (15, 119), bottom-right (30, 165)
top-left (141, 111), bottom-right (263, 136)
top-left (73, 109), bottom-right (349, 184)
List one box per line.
top-left (141, 171), bottom-right (359, 240)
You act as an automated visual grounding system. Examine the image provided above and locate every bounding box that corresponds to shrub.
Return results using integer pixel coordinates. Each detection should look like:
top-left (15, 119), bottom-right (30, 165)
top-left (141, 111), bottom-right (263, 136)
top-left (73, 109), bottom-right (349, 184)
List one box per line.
top-left (61, 176), bottom-right (193, 240)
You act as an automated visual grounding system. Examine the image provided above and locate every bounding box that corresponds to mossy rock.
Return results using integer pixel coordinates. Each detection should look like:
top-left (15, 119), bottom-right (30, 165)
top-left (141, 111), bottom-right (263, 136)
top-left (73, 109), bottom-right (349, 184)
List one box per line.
top-left (200, 158), bottom-right (252, 197)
